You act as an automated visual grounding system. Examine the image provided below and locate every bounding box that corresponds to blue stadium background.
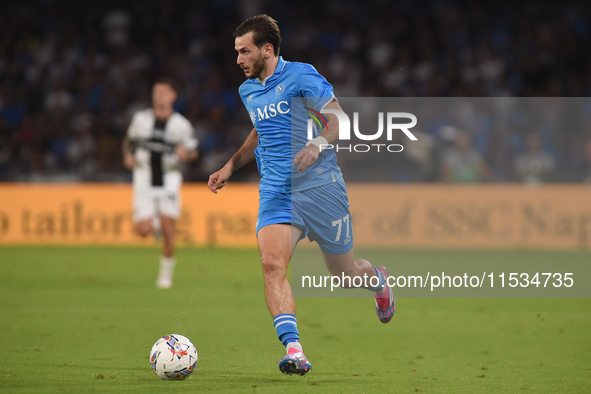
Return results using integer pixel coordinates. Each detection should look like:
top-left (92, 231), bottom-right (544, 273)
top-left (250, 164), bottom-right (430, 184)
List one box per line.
top-left (0, 0), bottom-right (590, 183)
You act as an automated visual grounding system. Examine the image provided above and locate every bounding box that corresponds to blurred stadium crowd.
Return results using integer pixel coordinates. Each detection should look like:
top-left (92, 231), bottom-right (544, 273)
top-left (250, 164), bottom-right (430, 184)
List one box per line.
top-left (0, 0), bottom-right (590, 183)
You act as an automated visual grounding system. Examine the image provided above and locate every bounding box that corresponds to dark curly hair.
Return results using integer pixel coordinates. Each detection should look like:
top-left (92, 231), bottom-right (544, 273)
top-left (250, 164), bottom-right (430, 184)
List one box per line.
top-left (234, 14), bottom-right (281, 56)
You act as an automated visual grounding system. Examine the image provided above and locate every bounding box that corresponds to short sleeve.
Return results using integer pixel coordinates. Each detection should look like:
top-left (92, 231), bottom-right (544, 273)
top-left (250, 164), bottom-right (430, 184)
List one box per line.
top-left (127, 113), bottom-right (140, 139)
top-left (297, 64), bottom-right (335, 111)
top-left (181, 118), bottom-right (198, 151)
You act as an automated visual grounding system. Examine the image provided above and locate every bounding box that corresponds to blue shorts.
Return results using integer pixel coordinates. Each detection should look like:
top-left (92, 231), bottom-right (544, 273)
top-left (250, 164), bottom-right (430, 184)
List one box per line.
top-left (257, 179), bottom-right (353, 255)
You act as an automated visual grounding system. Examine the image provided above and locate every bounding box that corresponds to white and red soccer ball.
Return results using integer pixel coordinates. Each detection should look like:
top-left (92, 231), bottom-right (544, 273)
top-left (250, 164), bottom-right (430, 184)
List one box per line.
top-left (150, 334), bottom-right (198, 380)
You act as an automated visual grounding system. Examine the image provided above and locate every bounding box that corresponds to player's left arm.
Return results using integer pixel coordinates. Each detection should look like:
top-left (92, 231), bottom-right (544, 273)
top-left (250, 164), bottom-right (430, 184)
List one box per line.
top-left (175, 120), bottom-right (199, 161)
top-left (123, 113), bottom-right (140, 170)
top-left (293, 99), bottom-right (341, 173)
top-left (175, 145), bottom-right (198, 161)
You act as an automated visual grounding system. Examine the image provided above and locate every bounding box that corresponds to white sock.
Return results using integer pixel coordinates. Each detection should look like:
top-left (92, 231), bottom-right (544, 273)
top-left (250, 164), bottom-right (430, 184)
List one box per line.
top-left (286, 341), bottom-right (303, 353)
top-left (158, 255), bottom-right (176, 279)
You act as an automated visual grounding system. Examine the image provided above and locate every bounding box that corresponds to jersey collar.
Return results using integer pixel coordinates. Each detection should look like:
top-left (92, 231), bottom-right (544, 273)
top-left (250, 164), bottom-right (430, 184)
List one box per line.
top-left (257, 56), bottom-right (286, 86)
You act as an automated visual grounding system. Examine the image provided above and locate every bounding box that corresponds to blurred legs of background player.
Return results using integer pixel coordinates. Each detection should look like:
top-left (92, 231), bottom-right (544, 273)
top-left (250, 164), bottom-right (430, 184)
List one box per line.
top-left (134, 210), bottom-right (177, 289)
top-left (128, 183), bottom-right (183, 289)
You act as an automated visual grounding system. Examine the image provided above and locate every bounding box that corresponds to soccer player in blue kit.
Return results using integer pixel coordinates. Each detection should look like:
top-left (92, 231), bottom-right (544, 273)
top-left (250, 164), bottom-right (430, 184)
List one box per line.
top-left (208, 15), bottom-right (395, 376)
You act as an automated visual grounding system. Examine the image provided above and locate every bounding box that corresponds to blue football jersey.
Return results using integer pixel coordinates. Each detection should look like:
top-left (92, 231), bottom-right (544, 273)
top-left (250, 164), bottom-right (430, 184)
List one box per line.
top-left (239, 56), bottom-right (343, 193)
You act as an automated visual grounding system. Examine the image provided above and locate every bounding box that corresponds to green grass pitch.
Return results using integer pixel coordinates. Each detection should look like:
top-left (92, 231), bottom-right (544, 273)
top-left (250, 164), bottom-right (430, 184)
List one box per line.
top-left (0, 246), bottom-right (590, 393)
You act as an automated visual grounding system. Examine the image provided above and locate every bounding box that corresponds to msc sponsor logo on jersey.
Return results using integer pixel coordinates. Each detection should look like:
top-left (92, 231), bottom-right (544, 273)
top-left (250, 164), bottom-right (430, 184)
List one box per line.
top-left (254, 101), bottom-right (290, 122)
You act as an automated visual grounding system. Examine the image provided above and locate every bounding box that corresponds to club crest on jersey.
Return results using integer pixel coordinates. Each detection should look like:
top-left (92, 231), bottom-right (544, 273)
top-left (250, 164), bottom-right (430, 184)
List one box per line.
top-left (247, 95), bottom-right (253, 102)
top-left (275, 83), bottom-right (286, 95)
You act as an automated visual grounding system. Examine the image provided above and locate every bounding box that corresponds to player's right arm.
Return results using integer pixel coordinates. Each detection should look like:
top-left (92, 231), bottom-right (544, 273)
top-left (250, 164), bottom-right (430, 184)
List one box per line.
top-left (208, 127), bottom-right (258, 194)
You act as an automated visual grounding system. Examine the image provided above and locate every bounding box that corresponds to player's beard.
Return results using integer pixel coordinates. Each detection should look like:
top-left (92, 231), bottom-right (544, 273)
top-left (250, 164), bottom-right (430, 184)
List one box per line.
top-left (248, 53), bottom-right (266, 79)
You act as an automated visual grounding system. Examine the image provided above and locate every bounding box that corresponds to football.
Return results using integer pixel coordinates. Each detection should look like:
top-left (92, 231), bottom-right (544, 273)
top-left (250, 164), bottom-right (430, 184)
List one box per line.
top-left (150, 334), bottom-right (198, 380)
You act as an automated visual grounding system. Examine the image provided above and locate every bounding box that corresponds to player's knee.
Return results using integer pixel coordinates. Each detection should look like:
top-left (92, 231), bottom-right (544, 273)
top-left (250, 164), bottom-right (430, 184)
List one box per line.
top-left (260, 252), bottom-right (288, 277)
top-left (136, 229), bottom-right (151, 237)
top-left (134, 223), bottom-right (151, 237)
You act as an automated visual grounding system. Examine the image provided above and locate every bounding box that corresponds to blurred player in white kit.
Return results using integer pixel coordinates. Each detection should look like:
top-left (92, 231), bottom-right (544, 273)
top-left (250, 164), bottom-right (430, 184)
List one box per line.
top-left (122, 77), bottom-right (198, 288)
